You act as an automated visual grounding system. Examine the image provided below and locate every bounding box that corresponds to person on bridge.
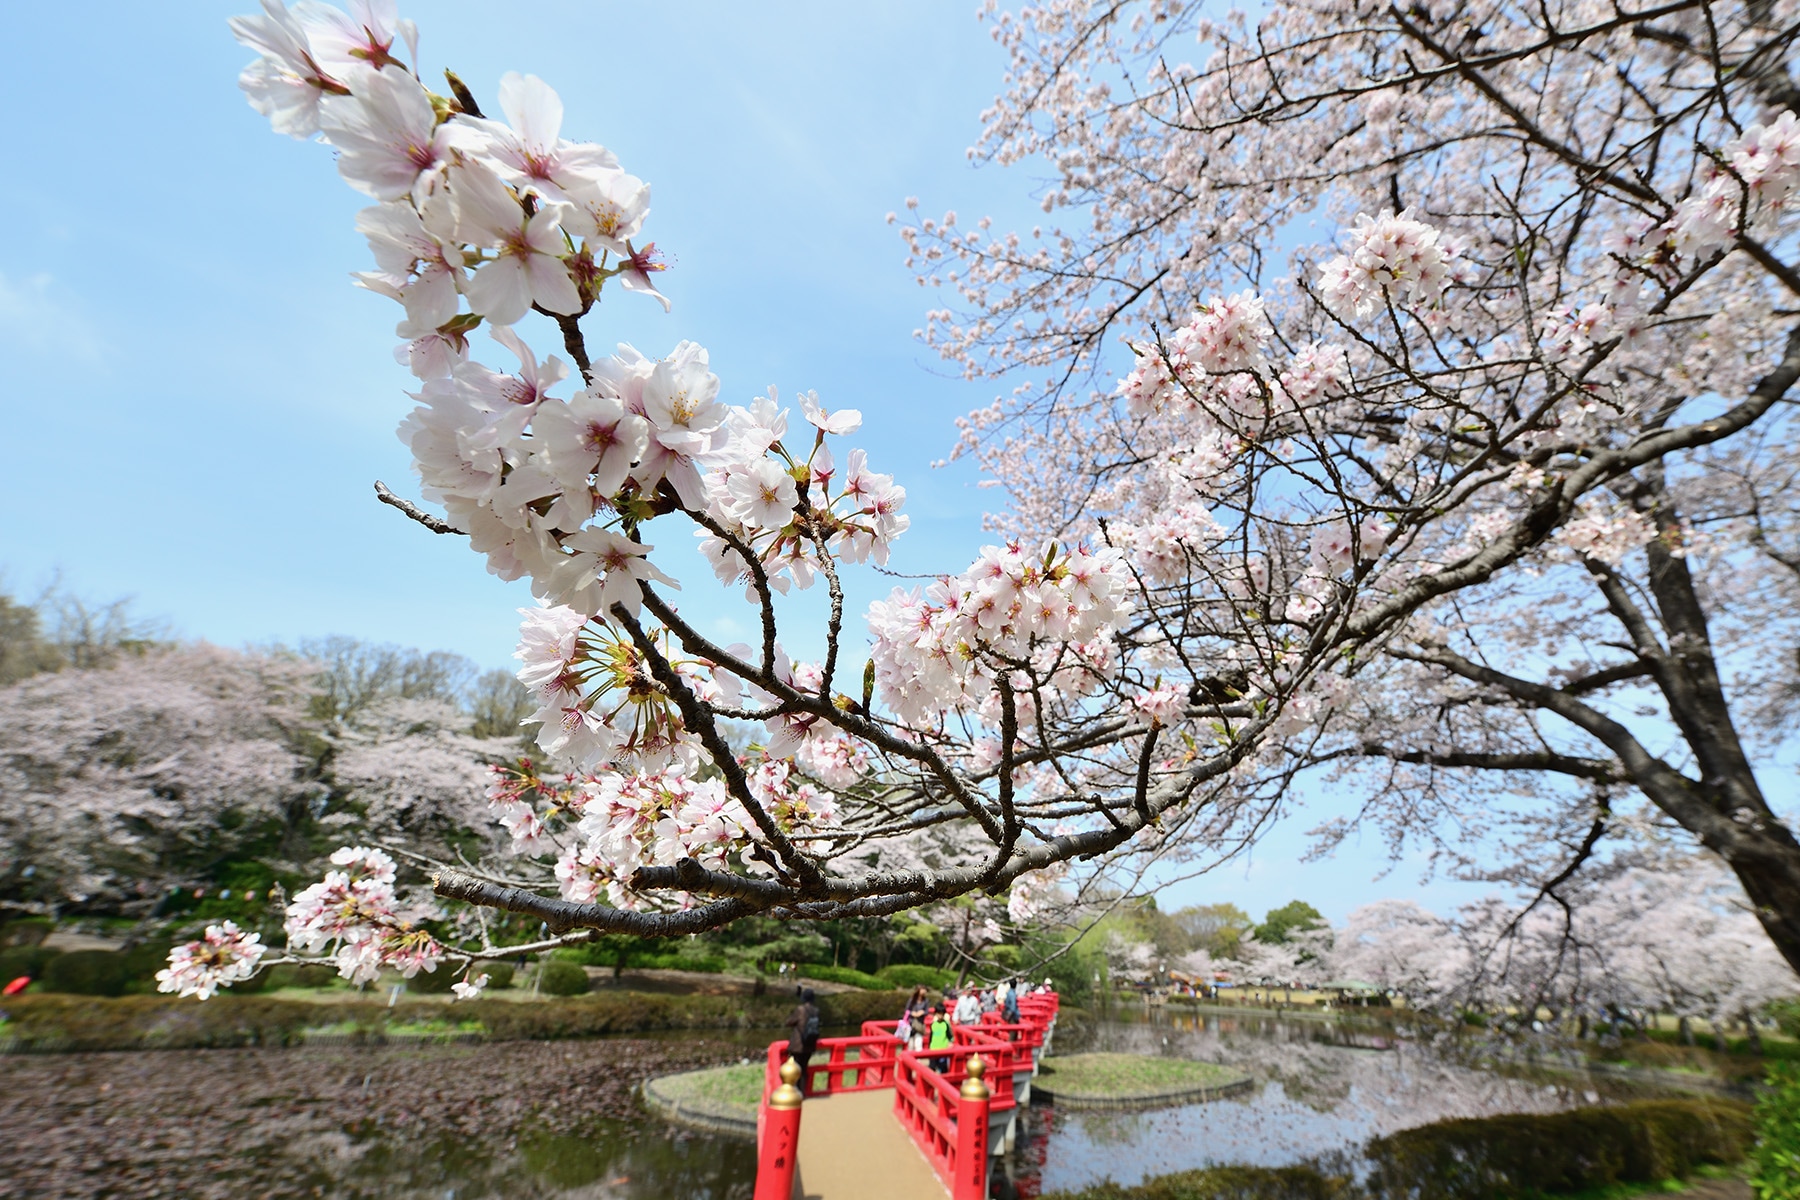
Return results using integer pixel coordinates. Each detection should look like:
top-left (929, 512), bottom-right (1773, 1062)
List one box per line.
top-left (905, 986), bottom-right (930, 1052)
top-left (927, 1003), bottom-right (953, 1074)
top-left (1002, 978), bottom-right (1021, 1023)
top-left (952, 987), bottom-right (981, 1026)
top-left (785, 986), bottom-right (821, 1085)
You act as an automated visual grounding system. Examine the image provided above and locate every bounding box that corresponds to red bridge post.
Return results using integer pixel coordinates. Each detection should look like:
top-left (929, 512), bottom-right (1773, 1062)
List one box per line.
top-left (755, 1057), bottom-right (804, 1200)
top-left (953, 1055), bottom-right (991, 1200)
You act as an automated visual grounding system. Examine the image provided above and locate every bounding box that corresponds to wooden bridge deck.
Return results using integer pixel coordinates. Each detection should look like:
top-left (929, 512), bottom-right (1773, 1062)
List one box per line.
top-left (792, 1089), bottom-right (948, 1200)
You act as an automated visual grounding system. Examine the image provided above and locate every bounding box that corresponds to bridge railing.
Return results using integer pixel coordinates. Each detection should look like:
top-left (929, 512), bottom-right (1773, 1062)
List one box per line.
top-left (754, 990), bottom-right (1058, 1200)
top-left (891, 1039), bottom-right (1005, 1200)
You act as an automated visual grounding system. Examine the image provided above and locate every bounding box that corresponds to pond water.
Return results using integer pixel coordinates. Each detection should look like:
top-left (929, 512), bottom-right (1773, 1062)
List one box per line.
top-left (991, 1004), bottom-right (1669, 1197)
top-left (14, 1007), bottom-right (1700, 1199)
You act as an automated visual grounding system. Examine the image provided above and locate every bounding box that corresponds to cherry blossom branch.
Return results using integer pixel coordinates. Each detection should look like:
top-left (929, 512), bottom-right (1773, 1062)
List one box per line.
top-left (434, 867), bottom-right (751, 934)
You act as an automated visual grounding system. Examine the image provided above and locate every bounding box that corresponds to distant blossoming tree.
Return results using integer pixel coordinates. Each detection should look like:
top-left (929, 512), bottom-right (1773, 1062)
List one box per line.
top-left (1327, 855), bottom-right (1796, 1024)
top-left (171, 0), bottom-right (1800, 996)
top-left (0, 642), bottom-right (522, 918)
top-left (898, 0), bottom-right (1800, 974)
top-left (0, 645), bottom-right (315, 913)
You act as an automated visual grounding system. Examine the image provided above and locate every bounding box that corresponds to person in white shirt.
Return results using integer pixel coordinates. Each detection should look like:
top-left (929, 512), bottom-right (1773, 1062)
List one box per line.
top-left (952, 987), bottom-right (982, 1025)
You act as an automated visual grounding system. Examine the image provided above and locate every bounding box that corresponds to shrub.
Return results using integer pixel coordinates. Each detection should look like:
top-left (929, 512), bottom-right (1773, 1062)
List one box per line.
top-left (43, 950), bottom-right (134, 997)
top-left (1753, 1062), bottom-right (1800, 1200)
top-left (120, 942), bottom-right (173, 978)
top-left (538, 960), bottom-right (591, 996)
top-left (556, 945), bottom-right (731, 974)
top-left (797, 964), bottom-right (886, 990)
top-left (405, 965), bottom-right (462, 994)
top-left (0, 945), bottom-right (61, 983)
top-left (479, 962), bottom-right (514, 989)
top-left (877, 964), bottom-right (957, 991)
top-left (1041, 1164), bottom-right (1353, 1199)
top-left (0, 986), bottom-right (911, 1050)
top-left (1366, 1098), bottom-right (1754, 1200)
top-left (265, 963), bottom-right (339, 990)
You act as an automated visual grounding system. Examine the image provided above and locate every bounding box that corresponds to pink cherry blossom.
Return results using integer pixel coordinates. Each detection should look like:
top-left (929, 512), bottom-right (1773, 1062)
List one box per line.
top-left (318, 65), bottom-right (452, 200)
top-left (451, 160), bottom-right (581, 325)
top-left (156, 922), bottom-right (267, 1001)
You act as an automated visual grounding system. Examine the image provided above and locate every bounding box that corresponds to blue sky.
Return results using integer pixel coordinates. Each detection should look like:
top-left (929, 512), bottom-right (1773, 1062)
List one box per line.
top-left (0, 0), bottom-right (1494, 923)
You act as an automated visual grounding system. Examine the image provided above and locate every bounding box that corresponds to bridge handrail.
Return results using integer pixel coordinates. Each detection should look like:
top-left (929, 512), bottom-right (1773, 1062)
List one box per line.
top-left (755, 989), bottom-right (1059, 1200)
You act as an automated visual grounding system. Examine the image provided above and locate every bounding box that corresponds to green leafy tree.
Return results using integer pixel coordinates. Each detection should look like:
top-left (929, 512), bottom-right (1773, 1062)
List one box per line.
top-left (467, 667), bottom-right (535, 741)
top-left (1175, 903), bottom-right (1255, 959)
top-left (1255, 901), bottom-right (1326, 947)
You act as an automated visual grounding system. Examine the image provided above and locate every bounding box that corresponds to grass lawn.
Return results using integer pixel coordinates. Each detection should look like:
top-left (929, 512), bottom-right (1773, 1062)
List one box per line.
top-left (654, 1062), bottom-right (766, 1112)
top-left (1038, 1052), bottom-right (1247, 1098)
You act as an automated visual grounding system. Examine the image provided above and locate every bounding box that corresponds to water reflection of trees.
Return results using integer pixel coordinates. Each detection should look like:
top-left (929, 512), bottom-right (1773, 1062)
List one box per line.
top-left (1004, 1010), bottom-right (1672, 1195)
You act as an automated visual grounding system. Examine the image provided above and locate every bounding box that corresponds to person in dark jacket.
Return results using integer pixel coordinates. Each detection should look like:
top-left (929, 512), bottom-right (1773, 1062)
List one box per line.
top-left (785, 986), bottom-right (821, 1085)
top-left (905, 985), bottom-right (930, 1051)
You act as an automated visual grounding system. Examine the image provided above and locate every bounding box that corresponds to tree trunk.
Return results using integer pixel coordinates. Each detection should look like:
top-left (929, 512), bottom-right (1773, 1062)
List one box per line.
top-left (1715, 831), bottom-right (1800, 977)
top-left (1631, 495), bottom-right (1800, 977)
top-left (1743, 1008), bottom-right (1766, 1056)
top-left (1679, 1015), bottom-right (1695, 1046)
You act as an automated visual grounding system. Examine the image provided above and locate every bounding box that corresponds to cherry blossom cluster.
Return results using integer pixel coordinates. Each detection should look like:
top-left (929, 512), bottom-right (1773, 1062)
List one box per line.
top-left (1115, 294), bottom-right (1352, 445)
top-left (696, 392), bottom-right (911, 596)
top-left (1668, 111), bottom-right (1800, 259)
top-left (868, 541), bottom-right (1131, 727)
top-left (1553, 504), bottom-right (1658, 568)
top-left (488, 743), bottom-right (841, 911)
top-left (1316, 208), bottom-right (1469, 318)
top-left (551, 765), bottom-right (749, 908)
top-left (511, 603), bottom-right (740, 775)
top-left (1115, 292), bottom-right (1271, 418)
top-left (282, 846), bottom-right (445, 984)
top-left (155, 921), bottom-right (267, 1001)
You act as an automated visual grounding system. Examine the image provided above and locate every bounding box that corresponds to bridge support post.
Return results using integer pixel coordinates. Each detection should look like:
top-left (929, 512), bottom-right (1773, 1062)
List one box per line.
top-left (755, 1058), bottom-right (804, 1200)
top-left (953, 1055), bottom-right (991, 1200)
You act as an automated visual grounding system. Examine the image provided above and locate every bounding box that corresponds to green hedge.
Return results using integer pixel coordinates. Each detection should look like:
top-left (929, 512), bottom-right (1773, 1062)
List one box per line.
top-left (1365, 1099), bottom-right (1753, 1200)
top-left (405, 964), bottom-right (464, 994)
top-left (0, 945), bottom-right (61, 983)
top-left (265, 963), bottom-right (339, 989)
top-left (552, 944), bottom-right (732, 974)
top-left (0, 988), bottom-right (910, 1051)
top-left (798, 964), bottom-right (887, 990)
top-left (1041, 1165), bottom-right (1353, 1199)
top-left (1753, 1062), bottom-right (1800, 1199)
top-left (43, 950), bottom-right (134, 997)
top-left (877, 964), bottom-right (957, 991)
top-left (538, 960), bottom-right (591, 996)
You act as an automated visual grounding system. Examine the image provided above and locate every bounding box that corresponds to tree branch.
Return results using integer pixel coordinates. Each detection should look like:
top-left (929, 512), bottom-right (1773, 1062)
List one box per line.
top-left (374, 481), bottom-right (455, 534)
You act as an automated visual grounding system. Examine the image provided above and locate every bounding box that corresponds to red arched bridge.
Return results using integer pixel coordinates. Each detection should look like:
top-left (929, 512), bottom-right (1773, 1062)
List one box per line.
top-left (755, 991), bottom-right (1059, 1200)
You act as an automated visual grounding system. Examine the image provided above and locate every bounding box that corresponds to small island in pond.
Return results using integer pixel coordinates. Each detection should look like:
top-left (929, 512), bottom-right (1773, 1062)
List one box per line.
top-left (1032, 1053), bottom-right (1252, 1110)
top-left (643, 1063), bottom-right (767, 1138)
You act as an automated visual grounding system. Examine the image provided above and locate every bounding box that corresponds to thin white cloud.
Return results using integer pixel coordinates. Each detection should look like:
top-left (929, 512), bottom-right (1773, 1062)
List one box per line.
top-left (0, 271), bottom-right (103, 363)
